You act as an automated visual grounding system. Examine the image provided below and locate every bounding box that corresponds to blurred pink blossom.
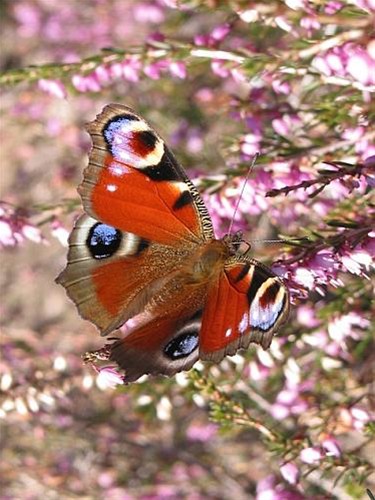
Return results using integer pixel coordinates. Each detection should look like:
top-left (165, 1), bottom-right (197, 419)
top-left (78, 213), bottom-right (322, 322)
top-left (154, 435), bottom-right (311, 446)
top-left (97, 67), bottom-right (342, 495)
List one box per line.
top-left (312, 43), bottom-right (375, 89)
top-left (328, 312), bottom-right (370, 343)
top-left (321, 436), bottom-right (341, 458)
top-left (300, 447), bottom-right (324, 464)
top-left (96, 366), bottom-right (124, 389)
top-left (280, 462), bottom-right (300, 485)
top-left (353, 0), bottom-right (375, 12)
top-left (0, 203), bottom-right (46, 248)
top-left (38, 79), bottom-right (67, 99)
top-left (186, 423), bottom-right (218, 442)
top-left (169, 61), bottom-right (187, 79)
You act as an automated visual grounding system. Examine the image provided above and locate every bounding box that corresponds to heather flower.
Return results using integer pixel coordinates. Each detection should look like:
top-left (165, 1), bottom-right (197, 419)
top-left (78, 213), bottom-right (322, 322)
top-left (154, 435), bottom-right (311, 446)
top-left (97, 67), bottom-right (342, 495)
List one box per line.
top-left (72, 74), bottom-right (101, 92)
top-left (312, 43), bottom-right (375, 90)
top-left (280, 462), bottom-right (300, 485)
top-left (300, 16), bottom-right (321, 33)
top-left (324, 1), bottom-right (344, 13)
top-left (186, 423), bottom-right (218, 442)
top-left (133, 2), bottom-right (165, 23)
top-left (340, 247), bottom-right (373, 277)
top-left (321, 436), bottom-right (341, 458)
top-left (0, 203), bottom-right (45, 248)
top-left (169, 61), bottom-right (187, 79)
top-left (50, 219), bottom-right (69, 247)
top-left (350, 407), bottom-right (372, 430)
top-left (271, 79), bottom-right (291, 95)
top-left (353, 0), bottom-right (375, 12)
top-left (300, 447), bottom-right (324, 464)
top-left (120, 56), bottom-right (142, 82)
top-left (38, 78), bottom-right (67, 99)
top-left (256, 475), bottom-right (304, 500)
top-left (143, 60), bottom-right (168, 79)
top-left (272, 114), bottom-right (303, 138)
top-left (327, 312), bottom-right (370, 343)
top-left (96, 366), bottom-right (124, 390)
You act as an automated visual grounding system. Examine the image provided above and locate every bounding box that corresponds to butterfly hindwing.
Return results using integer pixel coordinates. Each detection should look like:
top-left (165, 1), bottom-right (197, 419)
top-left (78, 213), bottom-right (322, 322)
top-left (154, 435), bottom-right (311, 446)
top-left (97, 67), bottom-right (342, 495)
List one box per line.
top-left (199, 259), bottom-right (289, 362)
top-left (109, 311), bottom-right (202, 382)
top-left (81, 104), bottom-right (213, 245)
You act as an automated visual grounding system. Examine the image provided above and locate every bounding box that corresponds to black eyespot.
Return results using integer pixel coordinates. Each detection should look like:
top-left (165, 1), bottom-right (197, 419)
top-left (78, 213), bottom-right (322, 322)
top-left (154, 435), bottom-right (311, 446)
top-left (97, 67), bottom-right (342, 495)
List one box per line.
top-left (87, 223), bottom-right (122, 259)
top-left (164, 331), bottom-right (199, 360)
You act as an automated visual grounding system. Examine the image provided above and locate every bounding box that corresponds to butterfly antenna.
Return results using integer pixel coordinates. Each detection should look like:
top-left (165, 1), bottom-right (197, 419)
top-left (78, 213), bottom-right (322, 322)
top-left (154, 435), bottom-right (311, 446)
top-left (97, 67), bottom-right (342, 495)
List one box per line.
top-left (250, 237), bottom-right (310, 246)
top-left (228, 152), bottom-right (259, 235)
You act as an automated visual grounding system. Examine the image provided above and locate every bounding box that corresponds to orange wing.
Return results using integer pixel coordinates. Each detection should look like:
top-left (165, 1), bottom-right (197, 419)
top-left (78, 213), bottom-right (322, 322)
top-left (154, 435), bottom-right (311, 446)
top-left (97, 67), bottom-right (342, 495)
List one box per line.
top-left (80, 104), bottom-right (213, 245)
top-left (106, 278), bottom-right (207, 382)
top-left (199, 260), bottom-right (289, 362)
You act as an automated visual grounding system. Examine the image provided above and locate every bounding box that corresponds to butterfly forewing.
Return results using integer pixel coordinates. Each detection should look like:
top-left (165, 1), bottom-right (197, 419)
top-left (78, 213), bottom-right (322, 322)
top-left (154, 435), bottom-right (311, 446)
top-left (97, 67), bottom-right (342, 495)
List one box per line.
top-left (81, 104), bottom-right (213, 245)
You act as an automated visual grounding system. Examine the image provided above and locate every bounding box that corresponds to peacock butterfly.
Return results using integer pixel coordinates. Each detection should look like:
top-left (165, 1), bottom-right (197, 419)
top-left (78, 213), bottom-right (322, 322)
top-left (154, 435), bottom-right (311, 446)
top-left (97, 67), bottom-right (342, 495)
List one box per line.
top-left (57, 104), bottom-right (289, 383)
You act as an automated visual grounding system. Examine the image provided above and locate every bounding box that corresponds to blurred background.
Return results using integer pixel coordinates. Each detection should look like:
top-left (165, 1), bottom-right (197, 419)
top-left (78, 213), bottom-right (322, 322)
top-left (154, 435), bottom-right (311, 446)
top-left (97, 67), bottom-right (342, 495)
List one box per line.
top-left (1, 1), bottom-right (374, 499)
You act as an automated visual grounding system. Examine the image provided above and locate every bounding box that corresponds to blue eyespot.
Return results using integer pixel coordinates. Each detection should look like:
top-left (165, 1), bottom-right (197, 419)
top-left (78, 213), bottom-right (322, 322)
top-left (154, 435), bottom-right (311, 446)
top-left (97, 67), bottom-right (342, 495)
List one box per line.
top-left (87, 223), bottom-right (122, 259)
top-left (164, 331), bottom-right (199, 360)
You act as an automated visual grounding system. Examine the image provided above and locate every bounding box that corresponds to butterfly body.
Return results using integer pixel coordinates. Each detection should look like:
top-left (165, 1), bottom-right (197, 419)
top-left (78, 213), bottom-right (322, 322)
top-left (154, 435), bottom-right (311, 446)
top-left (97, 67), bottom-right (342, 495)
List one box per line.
top-left (57, 104), bottom-right (289, 382)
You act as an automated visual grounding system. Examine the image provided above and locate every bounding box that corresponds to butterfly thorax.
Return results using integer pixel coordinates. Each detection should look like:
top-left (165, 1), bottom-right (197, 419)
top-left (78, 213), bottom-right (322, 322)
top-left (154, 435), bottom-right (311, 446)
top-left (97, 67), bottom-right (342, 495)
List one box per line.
top-left (178, 239), bottom-right (231, 285)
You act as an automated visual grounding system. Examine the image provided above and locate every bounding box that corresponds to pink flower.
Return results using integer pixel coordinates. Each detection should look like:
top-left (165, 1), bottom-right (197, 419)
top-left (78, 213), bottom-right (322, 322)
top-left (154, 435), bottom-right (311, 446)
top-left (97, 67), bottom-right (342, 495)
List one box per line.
top-left (347, 53), bottom-right (375, 86)
top-left (272, 79), bottom-right (291, 95)
top-left (211, 23), bottom-right (231, 42)
top-left (256, 475), bottom-right (304, 500)
top-left (132, 2), bottom-right (165, 23)
top-left (328, 312), bottom-right (369, 343)
top-left (169, 61), bottom-right (187, 79)
top-left (71, 74), bottom-right (101, 92)
top-left (50, 219), bottom-right (69, 247)
top-left (143, 60), bottom-right (168, 80)
top-left (353, 0), bottom-right (375, 12)
top-left (0, 203), bottom-right (45, 248)
top-left (293, 267), bottom-right (315, 288)
top-left (93, 65), bottom-right (112, 85)
top-left (38, 79), bottom-right (67, 99)
top-left (300, 16), bottom-right (321, 32)
top-left (350, 407), bottom-right (371, 430)
top-left (280, 462), bottom-right (300, 485)
top-left (272, 115), bottom-right (302, 137)
top-left (211, 60), bottom-right (230, 78)
top-left (270, 403), bottom-right (291, 420)
top-left (240, 133), bottom-right (261, 157)
top-left (321, 437), bottom-right (341, 458)
top-left (300, 447), bottom-right (324, 464)
top-left (285, 0), bottom-right (307, 10)
top-left (121, 56), bottom-right (141, 82)
top-left (186, 423), bottom-right (218, 442)
top-left (341, 247), bottom-right (373, 277)
top-left (324, 1), bottom-right (344, 14)
top-left (297, 305), bottom-right (320, 328)
top-left (96, 366), bottom-right (124, 389)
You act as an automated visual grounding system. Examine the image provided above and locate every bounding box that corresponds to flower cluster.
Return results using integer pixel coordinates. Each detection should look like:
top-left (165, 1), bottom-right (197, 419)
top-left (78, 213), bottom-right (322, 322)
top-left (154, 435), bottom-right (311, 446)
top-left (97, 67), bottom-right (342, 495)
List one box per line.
top-left (0, 202), bottom-right (45, 248)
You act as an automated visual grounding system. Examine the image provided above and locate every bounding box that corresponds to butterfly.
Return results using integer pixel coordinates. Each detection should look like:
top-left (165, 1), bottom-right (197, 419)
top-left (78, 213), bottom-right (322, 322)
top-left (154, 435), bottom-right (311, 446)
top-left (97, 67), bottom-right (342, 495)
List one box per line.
top-left (57, 104), bottom-right (289, 383)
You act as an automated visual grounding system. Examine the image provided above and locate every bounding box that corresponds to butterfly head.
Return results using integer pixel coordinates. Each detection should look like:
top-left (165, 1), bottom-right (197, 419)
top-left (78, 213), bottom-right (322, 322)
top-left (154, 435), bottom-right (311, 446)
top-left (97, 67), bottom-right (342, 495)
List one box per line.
top-left (222, 230), bottom-right (247, 256)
